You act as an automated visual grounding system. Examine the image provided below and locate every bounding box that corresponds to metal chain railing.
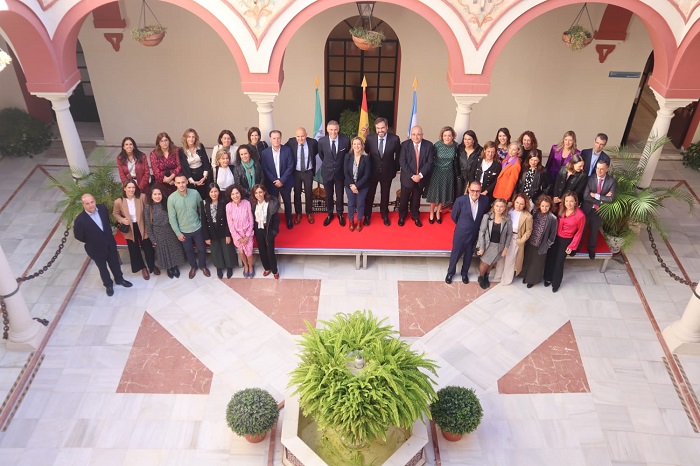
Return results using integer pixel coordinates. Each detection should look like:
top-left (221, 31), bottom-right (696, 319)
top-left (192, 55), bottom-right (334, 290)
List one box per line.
top-left (1, 227), bottom-right (69, 339)
top-left (646, 224), bottom-right (700, 299)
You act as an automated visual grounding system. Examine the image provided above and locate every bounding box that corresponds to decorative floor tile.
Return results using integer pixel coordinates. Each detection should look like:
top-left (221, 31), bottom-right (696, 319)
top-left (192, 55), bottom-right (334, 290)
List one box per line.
top-left (498, 321), bottom-right (590, 394)
top-left (116, 313), bottom-right (212, 394)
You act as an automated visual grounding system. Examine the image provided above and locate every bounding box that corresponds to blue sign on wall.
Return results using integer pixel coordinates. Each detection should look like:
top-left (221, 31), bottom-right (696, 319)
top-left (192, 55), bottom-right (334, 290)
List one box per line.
top-left (609, 71), bottom-right (642, 78)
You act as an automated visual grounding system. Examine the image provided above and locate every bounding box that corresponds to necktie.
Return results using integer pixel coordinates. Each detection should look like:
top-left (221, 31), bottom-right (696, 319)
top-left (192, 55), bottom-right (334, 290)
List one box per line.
top-left (597, 178), bottom-right (603, 194)
top-left (379, 138), bottom-right (384, 158)
top-left (332, 140), bottom-right (336, 156)
top-left (300, 144), bottom-right (306, 171)
top-left (414, 144), bottom-right (420, 175)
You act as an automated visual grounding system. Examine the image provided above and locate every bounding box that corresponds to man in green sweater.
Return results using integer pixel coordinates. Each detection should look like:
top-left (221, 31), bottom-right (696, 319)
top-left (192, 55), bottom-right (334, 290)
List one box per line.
top-left (168, 174), bottom-right (210, 279)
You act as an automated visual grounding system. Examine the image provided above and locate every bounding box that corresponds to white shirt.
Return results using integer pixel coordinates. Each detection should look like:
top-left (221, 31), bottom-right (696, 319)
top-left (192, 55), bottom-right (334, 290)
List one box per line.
top-left (469, 197), bottom-right (479, 220)
top-left (272, 148), bottom-right (281, 178)
top-left (87, 209), bottom-right (103, 231)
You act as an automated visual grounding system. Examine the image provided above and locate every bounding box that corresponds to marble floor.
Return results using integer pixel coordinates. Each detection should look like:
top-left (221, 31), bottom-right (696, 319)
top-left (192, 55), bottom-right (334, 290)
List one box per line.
top-left (0, 143), bottom-right (700, 465)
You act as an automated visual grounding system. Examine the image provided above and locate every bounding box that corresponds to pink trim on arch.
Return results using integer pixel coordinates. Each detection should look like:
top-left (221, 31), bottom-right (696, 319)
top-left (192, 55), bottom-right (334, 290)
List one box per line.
top-left (53, 0), bottom-right (251, 89)
top-left (664, 19), bottom-right (700, 99)
top-left (480, 0), bottom-right (677, 96)
top-left (667, 0), bottom-right (700, 23)
top-left (264, 0), bottom-right (465, 94)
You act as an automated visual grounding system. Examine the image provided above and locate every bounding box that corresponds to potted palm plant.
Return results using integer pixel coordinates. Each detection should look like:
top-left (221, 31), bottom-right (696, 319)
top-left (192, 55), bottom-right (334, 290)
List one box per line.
top-left (598, 137), bottom-right (695, 252)
top-left (349, 27), bottom-right (385, 50)
top-left (430, 386), bottom-right (483, 442)
top-left (226, 387), bottom-right (279, 443)
top-left (562, 24), bottom-right (593, 51)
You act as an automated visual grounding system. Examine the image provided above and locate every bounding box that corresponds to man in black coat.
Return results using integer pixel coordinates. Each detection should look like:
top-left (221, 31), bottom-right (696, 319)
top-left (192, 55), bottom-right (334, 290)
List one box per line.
top-left (398, 125), bottom-right (434, 227)
top-left (582, 159), bottom-right (617, 259)
top-left (285, 127), bottom-right (319, 224)
top-left (318, 120), bottom-right (350, 226)
top-left (73, 194), bottom-right (132, 296)
top-left (364, 117), bottom-right (401, 226)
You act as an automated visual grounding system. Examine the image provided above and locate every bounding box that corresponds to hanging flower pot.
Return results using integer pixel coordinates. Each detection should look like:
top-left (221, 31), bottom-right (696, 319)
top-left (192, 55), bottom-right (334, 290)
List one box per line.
top-left (349, 28), bottom-right (385, 51)
top-left (131, 25), bottom-right (167, 46)
top-left (562, 3), bottom-right (595, 52)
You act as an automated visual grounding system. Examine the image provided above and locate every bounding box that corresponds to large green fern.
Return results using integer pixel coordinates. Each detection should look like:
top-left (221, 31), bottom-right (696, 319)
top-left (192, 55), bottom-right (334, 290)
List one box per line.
top-left (288, 311), bottom-right (438, 446)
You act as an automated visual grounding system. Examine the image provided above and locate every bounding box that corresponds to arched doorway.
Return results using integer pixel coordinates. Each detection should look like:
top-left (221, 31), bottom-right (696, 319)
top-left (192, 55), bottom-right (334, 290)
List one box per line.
top-left (325, 16), bottom-right (400, 129)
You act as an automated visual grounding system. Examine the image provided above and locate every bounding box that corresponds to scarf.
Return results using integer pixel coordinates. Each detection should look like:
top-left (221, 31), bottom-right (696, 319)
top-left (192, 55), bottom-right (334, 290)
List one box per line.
top-left (242, 159), bottom-right (255, 189)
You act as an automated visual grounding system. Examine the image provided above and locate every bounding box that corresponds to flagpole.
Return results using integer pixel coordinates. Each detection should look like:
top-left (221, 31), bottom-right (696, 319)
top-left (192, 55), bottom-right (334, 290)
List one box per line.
top-left (407, 77), bottom-right (418, 138)
top-left (358, 76), bottom-right (369, 140)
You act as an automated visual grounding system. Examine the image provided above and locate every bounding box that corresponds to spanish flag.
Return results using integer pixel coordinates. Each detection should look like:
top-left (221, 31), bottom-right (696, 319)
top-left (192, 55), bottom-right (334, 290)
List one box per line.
top-left (358, 76), bottom-right (369, 141)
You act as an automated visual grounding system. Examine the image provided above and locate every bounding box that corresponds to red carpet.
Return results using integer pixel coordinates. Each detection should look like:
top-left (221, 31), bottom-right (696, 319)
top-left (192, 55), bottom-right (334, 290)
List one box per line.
top-left (276, 212), bottom-right (454, 252)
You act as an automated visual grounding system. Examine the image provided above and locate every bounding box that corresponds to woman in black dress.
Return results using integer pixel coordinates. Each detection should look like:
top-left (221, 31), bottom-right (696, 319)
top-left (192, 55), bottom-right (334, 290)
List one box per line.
top-left (515, 151), bottom-right (551, 205)
top-left (520, 195), bottom-right (558, 288)
top-left (144, 185), bottom-right (186, 278)
top-left (201, 183), bottom-right (237, 278)
top-left (455, 130), bottom-right (481, 199)
top-left (469, 141), bottom-right (501, 203)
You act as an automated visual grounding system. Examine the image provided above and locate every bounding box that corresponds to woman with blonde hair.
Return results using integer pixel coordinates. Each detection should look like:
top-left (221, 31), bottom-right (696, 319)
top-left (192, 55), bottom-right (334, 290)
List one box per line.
top-left (212, 147), bottom-right (236, 191)
top-left (344, 136), bottom-right (371, 231)
top-left (178, 128), bottom-right (211, 199)
top-left (545, 130), bottom-right (580, 181)
top-left (493, 142), bottom-right (522, 201)
top-left (493, 193), bottom-right (532, 285)
top-left (475, 198), bottom-right (513, 289)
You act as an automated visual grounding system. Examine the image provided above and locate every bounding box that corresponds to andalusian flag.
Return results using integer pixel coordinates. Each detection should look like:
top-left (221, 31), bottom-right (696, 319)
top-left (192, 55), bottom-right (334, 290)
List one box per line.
top-left (358, 76), bottom-right (369, 140)
top-left (407, 78), bottom-right (418, 138)
top-left (313, 75), bottom-right (324, 140)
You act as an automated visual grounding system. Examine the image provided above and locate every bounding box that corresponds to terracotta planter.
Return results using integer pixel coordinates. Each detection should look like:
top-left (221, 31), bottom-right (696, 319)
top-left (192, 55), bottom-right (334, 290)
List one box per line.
top-left (244, 432), bottom-right (267, 443)
top-left (603, 233), bottom-right (624, 254)
top-left (139, 31), bottom-right (166, 47)
top-left (440, 430), bottom-right (464, 442)
top-left (561, 32), bottom-right (592, 51)
top-left (351, 31), bottom-right (383, 51)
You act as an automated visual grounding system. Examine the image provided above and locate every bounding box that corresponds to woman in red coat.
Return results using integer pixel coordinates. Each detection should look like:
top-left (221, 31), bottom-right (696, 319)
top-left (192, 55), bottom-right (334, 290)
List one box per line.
top-left (117, 137), bottom-right (150, 195)
top-left (150, 132), bottom-right (181, 194)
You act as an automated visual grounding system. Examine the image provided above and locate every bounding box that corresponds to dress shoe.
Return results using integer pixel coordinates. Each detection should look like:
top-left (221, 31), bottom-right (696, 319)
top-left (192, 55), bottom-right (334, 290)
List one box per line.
top-left (483, 275), bottom-right (490, 287)
top-left (116, 279), bottom-right (132, 288)
top-left (338, 215), bottom-right (346, 227)
top-left (357, 222), bottom-right (363, 232)
top-left (106, 285), bottom-right (114, 297)
top-left (414, 218), bottom-right (422, 227)
top-left (588, 250), bottom-right (596, 260)
top-left (383, 215), bottom-right (390, 226)
top-left (250, 267), bottom-right (256, 277)
top-left (522, 278), bottom-right (527, 284)
top-left (217, 268), bottom-right (224, 279)
top-left (189, 267), bottom-right (197, 279)
top-left (243, 270), bottom-right (250, 278)
top-left (152, 267), bottom-right (161, 276)
top-left (364, 217), bottom-right (370, 226)
top-left (349, 221), bottom-right (355, 232)
top-left (263, 270), bottom-right (271, 277)
top-left (201, 267), bottom-right (211, 277)
top-left (287, 220), bottom-right (294, 229)
top-left (141, 268), bottom-right (150, 280)
top-left (526, 283), bottom-right (534, 289)
top-left (398, 218), bottom-right (405, 226)
top-left (226, 268), bottom-right (233, 278)
top-left (274, 273), bottom-right (280, 279)
top-left (429, 215), bottom-right (435, 224)
top-left (307, 214), bottom-right (314, 224)
top-left (478, 276), bottom-right (488, 290)
top-left (323, 213), bottom-right (334, 226)
top-left (552, 286), bottom-right (560, 293)
top-left (445, 274), bottom-right (453, 284)
top-left (462, 275), bottom-right (469, 284)
top-left (173, 267), bottom-right (180, 278)
top-left (436, 215), bottom-right (443, 224)
top-left (544, 280), bottom-right (551, 287)
top-left (167, 268), bottom-right (174, 279)
top-left (294, 214), bottom-right (302, 225)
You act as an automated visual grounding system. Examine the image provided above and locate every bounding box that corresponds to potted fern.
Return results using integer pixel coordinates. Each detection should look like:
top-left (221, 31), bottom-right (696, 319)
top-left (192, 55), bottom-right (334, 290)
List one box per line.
top-left (430, 386), bottom-right (483, 441)
top-left (288, 310), bottom-right (438, 453)
top-left (226, 387), bottom-right (279, 443)
top-left (562, 24), bottom-right (593, 51)
top-left (598, 137), bottom-right (695, 252)
top-left (349, 27), bottom-right (385, 50)
top-left (131, 24), bottom-right (167, 46)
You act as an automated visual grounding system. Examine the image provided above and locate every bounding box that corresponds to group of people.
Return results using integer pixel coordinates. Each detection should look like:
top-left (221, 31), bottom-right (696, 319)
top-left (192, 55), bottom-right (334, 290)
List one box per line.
top-left (76, 121), bottom-right (616, 296)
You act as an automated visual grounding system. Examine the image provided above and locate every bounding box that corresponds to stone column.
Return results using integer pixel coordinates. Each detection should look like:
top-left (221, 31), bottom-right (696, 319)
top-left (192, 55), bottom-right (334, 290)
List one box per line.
top-left (33, 85), bottom-right (90, 179)
top-left (245, 92), bottom-right (278, 145)
top-left (637, 90), bottom-right (693, 188)
top-left (452, 94), bottom-right (487, 138)
top-left (663, 284), bottom-right (700, 354)
top-left (0, 245), bottom-right (47, 351)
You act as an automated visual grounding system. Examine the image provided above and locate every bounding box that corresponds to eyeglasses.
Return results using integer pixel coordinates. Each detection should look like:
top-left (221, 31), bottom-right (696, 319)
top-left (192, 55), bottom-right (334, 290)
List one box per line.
top-left (468, 189), bottom-right (481, 193)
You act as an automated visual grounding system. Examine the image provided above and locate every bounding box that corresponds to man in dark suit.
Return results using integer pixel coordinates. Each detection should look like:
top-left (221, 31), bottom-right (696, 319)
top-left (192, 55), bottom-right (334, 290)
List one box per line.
top-left (262, 130), bottom-right (295, 229)
top-left (73, 193), bottom-right (132, 296)
top-left (446, 181), bottom-right (490, 284)
top-left (364, 117), bottom-right (401, 226)
top-left (398, 125), bottom-right (434, 227)
top-left (582, 159), bottom-right (617, 259)
top-left (285, 127), bottom-right (318, 225)
top-left (318, 120), bottom-right (350, 226)
top-left (581, 133), bottom-right (611, 177)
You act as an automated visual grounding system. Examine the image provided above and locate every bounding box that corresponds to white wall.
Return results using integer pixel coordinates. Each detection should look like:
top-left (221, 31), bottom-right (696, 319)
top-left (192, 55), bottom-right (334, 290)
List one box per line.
top-left (0, 37), bottom-right (28, 111)
top-left (470, 4), bottom-right (652, 150)
top-left (78, 0), bottom-right (256, 148)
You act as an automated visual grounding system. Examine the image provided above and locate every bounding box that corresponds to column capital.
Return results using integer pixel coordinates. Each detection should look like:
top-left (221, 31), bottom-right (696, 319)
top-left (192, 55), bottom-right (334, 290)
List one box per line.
top-left (245, 92), bottom-right (278, 114)
top-left (650, 88), bottom-right (695, 114)
top-left (452, 93), bottom-right (487, 112)
top-left (31, 81), bottom-right (80, 109)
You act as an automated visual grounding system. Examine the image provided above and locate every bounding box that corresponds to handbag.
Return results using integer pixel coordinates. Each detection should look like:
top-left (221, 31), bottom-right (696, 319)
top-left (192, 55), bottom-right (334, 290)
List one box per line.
top-left (116, 222), bottom-right (130, 234)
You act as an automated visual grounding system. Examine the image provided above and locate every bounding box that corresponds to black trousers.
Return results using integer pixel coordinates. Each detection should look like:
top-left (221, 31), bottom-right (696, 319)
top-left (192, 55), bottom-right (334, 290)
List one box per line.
top-left (543, 235), bottom-right (572, 289)
top-left (585, 210), bottom-right (602, 251)
top-left (365, 175), bottom-right (393, 218)
top-left (92, 245), bottom-right (124, 287)
top-left (270, 185), bottom-right (293, 223)
top-left (255, 228), bottom-right (278, 273)
top-left (293, 169), bottom-right (314, 215)
top-left (324, 176), bottom-right (345, 214)
top-left (126, 223), bottom-right (156, 273)
top-left (399, 182), bottom-right (422, 220)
